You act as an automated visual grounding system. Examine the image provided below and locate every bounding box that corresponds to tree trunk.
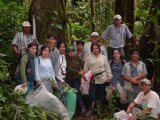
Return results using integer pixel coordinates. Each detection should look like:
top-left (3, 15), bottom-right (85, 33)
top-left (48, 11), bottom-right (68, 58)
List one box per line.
top-left (115, 0), bottom-right (134, 32)
top-left (89, 0), bottom-right (95, 31)
top-left (139, 0), bottom-right (160, 94)
top-left (28, 0), bottom-right (67, 44)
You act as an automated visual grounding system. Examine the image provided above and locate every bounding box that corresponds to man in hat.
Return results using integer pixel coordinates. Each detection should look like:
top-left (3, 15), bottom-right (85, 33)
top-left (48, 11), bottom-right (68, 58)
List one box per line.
top-left (83, 32), bottom-right (108, 60)
top-left (12, 21), bottom-right (34, 56)
top-left (101, 14), bottom-right (139, 60)
top-left (126, 78), bottom-right (160, 119)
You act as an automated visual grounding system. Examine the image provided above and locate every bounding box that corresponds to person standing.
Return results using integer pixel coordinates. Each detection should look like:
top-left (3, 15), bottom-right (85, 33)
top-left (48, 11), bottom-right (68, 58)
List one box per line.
top-left (35, 45), bottom-right (56, 93)
top-left (12, 21), bottom-right (34, 56)
top-left (83, 32), bottom-right (108, 60)
top-left (65, 46), bottom-right (86, 114)
top-left (20, 42), bottom-right (38, 95)
top-left (121, 48), bottom-right (148, 102)
top-left (101, 14), bottom-right (139, 60)
top-left (84, 43), bottom-right (112, 116)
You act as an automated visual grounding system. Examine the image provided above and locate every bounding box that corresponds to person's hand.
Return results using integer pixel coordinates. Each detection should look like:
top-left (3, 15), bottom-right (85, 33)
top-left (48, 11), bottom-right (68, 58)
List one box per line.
top-left (130, 78), bottom-right (139, 84)
top-left (21, 83), bottom-right (27, 89)
top-left (128, 116), bottom-right (137, 120)
top-left (36, 80), bottom-right (43, 85)
top-left (135, 40), bottom-right (140, 48)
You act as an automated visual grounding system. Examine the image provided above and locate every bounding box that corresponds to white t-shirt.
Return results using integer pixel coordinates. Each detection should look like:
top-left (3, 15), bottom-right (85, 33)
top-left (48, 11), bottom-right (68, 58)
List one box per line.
top-left (134, 90), bottom-right (160, 118)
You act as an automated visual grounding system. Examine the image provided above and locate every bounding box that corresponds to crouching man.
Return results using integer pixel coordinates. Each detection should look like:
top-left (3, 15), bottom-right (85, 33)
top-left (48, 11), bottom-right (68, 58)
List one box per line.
top-left (126, 78), bottom-right (160, 120)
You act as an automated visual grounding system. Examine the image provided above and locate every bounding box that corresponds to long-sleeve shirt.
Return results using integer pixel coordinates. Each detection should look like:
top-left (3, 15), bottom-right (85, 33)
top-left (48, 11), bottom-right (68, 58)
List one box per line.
top-left (84, 53), bottom-right (112, 84)
top-left (66, 54), bottom-right (84, 79)
top-left (20, 52), bottom-right (35, 83)
top-left (34, 56), bottom-right (55, 81)
top-left (83, 42), bottom-right (108, 60)
top-left (56, 54), bottom-right (66, 81)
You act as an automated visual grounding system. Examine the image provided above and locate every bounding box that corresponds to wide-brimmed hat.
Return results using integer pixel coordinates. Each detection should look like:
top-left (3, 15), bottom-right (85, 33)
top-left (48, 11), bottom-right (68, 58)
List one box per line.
top-left (90, 32), bottom-right (99, 37)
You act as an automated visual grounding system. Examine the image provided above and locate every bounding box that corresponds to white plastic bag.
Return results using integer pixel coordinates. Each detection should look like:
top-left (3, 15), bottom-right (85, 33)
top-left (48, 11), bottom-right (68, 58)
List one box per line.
top-left (25, 84), bottom-right (70, 120)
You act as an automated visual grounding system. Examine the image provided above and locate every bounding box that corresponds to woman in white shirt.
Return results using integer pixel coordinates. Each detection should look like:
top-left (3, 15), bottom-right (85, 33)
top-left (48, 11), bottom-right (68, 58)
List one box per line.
top-left (35, 45), bottom-right (56, 93)
top-left (56, 42), bottom-right (67, 85)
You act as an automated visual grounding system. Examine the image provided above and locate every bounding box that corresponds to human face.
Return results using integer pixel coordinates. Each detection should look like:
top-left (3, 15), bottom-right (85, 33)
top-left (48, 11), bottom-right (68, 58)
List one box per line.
top-left (113, 49), bottom-right (121, 60)
top-left (92, 45), bottom-right (100, 56)
top-left (114, 18), bottom-right (121, 27)
top-left (28, 46), bottom-right (37, 55)
top-left (76, 44), bottom-right (84, 52)
top-left (131, 51), bottom-right (139, 61)
top-left (59, 44), bottom-right (66, 54)
top-left (42, 48), bottom-right (50, 58)
top-left (141, 83), bottom-right (151, 95)
top-left (91, 35), bottom-right (99, 43)
top-left (47, 37), bottom-right (57, 48)
top-left (23, 27), bottom-right (31, 35)
top-left (68, 51), bottom-right (76, 58)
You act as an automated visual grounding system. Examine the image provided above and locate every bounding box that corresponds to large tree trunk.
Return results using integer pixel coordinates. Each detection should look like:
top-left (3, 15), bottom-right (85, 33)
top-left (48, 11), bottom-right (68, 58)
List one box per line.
top-left (115, 0), bottom-right (134, 32)
top-left (28, 0), bottom-right (67, 44)
top-left (89, 0), bottom-right (95, 31)
top-left (139, 0), bottom-right (160, 94)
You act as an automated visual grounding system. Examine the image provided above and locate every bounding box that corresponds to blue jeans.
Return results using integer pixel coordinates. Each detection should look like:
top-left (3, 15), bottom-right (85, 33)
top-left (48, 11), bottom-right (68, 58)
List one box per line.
top-left (25, 81), bottom-right (35, 96)
top-left (66, 78), bottom-right (84, 108)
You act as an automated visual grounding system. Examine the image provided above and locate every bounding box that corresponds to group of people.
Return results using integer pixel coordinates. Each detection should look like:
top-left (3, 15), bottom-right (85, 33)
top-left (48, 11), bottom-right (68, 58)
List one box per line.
top-left (12, 14), bottom-right (160, 119)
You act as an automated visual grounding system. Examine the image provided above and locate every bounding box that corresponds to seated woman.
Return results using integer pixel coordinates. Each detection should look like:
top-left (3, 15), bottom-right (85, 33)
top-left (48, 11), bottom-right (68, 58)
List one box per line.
top-left (35, 45), bottom-right (56, 93)
top-left (84, 43), bottom-right (112, 116)
top-left (20, 42), bottom-right (38, 95)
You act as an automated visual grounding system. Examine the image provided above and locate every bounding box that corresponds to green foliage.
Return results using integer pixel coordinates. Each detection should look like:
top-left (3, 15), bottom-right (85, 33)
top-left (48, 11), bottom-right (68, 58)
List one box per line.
top-left (0, 1), bottom-right (28, 61)
top-left (70, 23), bottom-right (91, 42)
top-left (0, 57), bottom-right (59, 119)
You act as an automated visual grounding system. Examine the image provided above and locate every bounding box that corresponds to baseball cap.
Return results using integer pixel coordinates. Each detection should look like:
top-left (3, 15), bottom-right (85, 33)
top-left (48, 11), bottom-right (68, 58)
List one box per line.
top-left (66, 46), bottom-right (76, 52)
top-left (22, 21), bottom-right (31, 27)
top-left (91, 32), bottom-right (99, 37)
top-left (114, 14), bottom-right (122, 20)
top-left (141, 78), bottom-right (151, 85)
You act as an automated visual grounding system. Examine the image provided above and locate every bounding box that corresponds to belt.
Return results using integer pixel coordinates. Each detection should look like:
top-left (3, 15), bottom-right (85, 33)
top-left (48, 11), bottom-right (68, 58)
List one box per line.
top-left (132, 84), bottom-right (139, 86)
top-left (94, 71), bottom-right (105, 76)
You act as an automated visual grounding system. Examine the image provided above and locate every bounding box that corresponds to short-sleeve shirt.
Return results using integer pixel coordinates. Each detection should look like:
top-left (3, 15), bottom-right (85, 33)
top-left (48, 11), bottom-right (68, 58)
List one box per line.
top-left (12, 32), bottom-right (34, 53)
top-left (121, 61), bottom-right (148, 78)
top-left (134, 90), bottom-right (160, 118)
top-left (101, 24), bottom-right (133, 48)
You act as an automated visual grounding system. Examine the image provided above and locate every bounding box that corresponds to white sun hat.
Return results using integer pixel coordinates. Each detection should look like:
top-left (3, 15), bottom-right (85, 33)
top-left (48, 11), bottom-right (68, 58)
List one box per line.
top-left (114, 14), bottom-right (122, 20)
top-left (14, 84), bottom-right (27, 94)
top-left (22, 21), bottom-right (31, 27)
top-left (91, 32), bottom-right (99, 37)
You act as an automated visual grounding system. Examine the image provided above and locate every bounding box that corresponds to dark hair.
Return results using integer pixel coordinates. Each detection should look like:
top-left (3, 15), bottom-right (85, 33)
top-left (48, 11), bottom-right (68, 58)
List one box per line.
top-left (39, 45), bottom-right (50, 56)
top-left (129, 48), bottom-right (139, 55)
top-left (112, 48), bottom-right (121, 55)
top-left (76, 40), bottom-right (85, 46)
top-left (28, 42), bottom-right (38, 48)
top-left (57, 42), bottom-right (67, 49)
top-left (47, 33), bottom-right (57, 40)
top-left (90, 43), bottom-right (101, 53)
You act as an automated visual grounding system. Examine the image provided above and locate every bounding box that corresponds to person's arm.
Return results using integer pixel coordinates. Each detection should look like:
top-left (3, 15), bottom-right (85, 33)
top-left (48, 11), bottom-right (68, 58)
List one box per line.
top-left (104, 56), bottom-right (113, 81)
top-left (34, 57), bottom-right (41, 84)
top-left (12, 33), bottom-right (20, 55)
top-left (50, 49), bottom-right (60, 76)
top-left (101, 25), bottom-right (111, 40)
top-left (126, 101), bottom-right (137, 114)
top-left (20, 54), bottom-right (28, 83)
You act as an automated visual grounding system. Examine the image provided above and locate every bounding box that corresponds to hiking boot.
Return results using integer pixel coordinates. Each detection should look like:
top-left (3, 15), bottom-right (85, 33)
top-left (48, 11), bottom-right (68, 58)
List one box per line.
top-left (81, 106), bottom-right (86, 114)
top-left (85, 108), bottom-right (93, 116)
